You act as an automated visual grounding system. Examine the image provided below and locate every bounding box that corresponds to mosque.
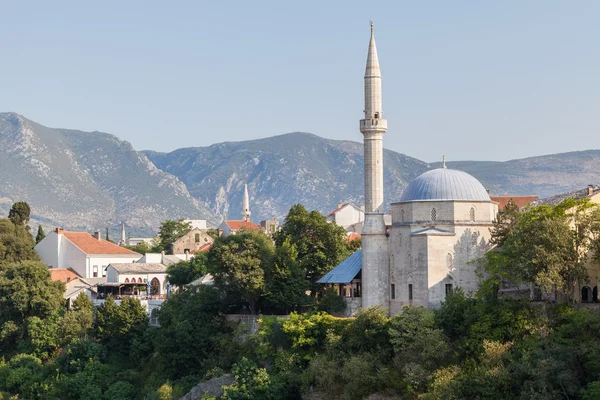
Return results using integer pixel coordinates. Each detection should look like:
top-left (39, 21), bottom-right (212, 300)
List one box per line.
top-left (318, 23), bottom-right (498, 315)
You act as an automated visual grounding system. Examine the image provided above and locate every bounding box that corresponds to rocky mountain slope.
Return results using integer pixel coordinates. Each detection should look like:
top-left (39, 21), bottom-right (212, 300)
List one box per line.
top-left (2, 112), bottom-right (599, 233)
top-left (0, 113), bottom-right (213, 235)
top-left (144, 133), bottom-right (428, 222)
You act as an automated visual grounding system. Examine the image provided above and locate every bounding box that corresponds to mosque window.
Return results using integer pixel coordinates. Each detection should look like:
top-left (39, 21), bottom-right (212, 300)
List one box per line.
top-left (374, 112), bottom-right (379, 118)
top-left (431, 208), bottom-right (437, 221)
top-left (195, 233), bottom-right (200, 243)
top-left (398, 234), bottom-right (402, 247)
top-left (400, 209), bottom-right (405, 222)
top-left (391, 284), bottom-right (396, 299)
top-left (470, 207), bottom-right (475, 221)
top-left (445, 284), bottom-right (453, 296)
top-left (446, 253), bottom-right (453, 270)
top-left (408, 284), bottom-right (413, 300)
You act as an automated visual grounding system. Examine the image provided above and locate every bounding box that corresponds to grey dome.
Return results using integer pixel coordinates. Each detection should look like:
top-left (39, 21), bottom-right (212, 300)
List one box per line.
top-left (399, 168), bottom-right (491, 202)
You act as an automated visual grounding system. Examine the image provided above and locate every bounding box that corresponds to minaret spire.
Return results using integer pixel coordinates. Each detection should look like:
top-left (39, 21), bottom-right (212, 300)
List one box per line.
top-left (119, 222), bottom-right (126, 246)
top-left (242, 184), bottom-right (251, 222)
top-left (360, 21), bottom-right (389, 311)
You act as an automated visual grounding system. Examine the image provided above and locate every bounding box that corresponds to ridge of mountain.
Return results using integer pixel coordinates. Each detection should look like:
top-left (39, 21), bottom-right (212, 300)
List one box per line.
top-left (0, 112), bottom-right (214, 235)
top-left (2, 112), bottom-right (600, 232)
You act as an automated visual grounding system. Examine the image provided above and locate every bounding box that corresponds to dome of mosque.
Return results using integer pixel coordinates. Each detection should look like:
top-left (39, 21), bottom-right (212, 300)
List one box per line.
top-left (398, 167), bottom-right (491, 202)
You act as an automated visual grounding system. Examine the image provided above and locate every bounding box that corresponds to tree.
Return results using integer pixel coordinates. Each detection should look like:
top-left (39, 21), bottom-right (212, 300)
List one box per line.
top-left (60, 293), bottom-right (94, 343)
top-left (95, 296), bottom-right (148, 363)
top-left (0, 219), bottom-right (39, 263)
top-left (35, 225), bottom-right (45, 244)
top-left (490, 199), bottom-right (521, 246)
top-left (0, 261), bottom-right (64, 357)
top-left (156, 285), bottom-right (233, 379)
top-left (167, 252), bottom-right (208, 286)
top-left (275, 204), bottom-right (350, 295)
top-left (207, 230), bottom-right (274, 314)
top-left (158, 219), bottom-right (192, 254)
top-left (8, 201), bottom-right (31, 227)
top-left (263, 238), bottom-right (310, 314)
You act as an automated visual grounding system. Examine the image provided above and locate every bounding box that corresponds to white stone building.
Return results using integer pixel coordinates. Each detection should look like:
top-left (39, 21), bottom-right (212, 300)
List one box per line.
top-left (35, 228), bottom-right (141, 279)
top-left (326, 203), bottom-right (365, 230)
top-left (318, 24), bottom-right (498, 314)
top-left (103, 263), bottom-right (168, 297)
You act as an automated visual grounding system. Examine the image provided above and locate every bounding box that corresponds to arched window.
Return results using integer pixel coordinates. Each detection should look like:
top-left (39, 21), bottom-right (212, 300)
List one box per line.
top-left (400, 209), bottom-right (405, 222)
top-left (195, 233), bottom-right (200, 243)
top-left (138, 277), bottom-right (143, 283)
top-left (398, 234), bottom-right (402, 247)
top-left (431, 208), bottom-right (437, 221)
top-left (124, 278), bottom-right (129, 283)
top-left (470, 207), bottom-right (475, 221)
top-left (582, 286), bottom-right (592, 303)
top-left (446, 253), bottom-right (453, 270)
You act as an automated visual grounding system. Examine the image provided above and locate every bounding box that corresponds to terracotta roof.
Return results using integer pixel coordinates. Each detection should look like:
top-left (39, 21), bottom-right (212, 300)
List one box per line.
top-left (192, 243), bottom-right (212, 253)
top-left (490, 195), bottom-right (539, 211)
top-left (63, 232), bottom-right (141, 255)
top-left (346, 232), bottom-right (361, 242)
top-left (328, 203), bottom-right (363, 217)
top-left (49, 268), bottom-right (81, 283)
top-left (225, 220), bottom-right (261, 231)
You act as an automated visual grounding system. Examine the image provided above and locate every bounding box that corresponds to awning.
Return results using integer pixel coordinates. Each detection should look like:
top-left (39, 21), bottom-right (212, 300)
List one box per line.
top-left (317, 250), bottom-right (362, 284)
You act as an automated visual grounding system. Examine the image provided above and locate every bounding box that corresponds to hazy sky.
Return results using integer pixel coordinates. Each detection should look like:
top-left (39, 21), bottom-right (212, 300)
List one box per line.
top-left (1, 1), bottom-right (598, 162)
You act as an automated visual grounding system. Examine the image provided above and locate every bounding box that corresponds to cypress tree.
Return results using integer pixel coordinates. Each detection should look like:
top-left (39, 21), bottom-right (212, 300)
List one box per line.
top-left (35, 225), bottom-right (46, 244)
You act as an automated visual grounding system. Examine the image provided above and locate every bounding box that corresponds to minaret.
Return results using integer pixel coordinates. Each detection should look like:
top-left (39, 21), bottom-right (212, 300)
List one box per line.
top-left (360, 22), bottom-right (390, 310)
top-left (120, 222), bottom-right (126, 246)
top-left (242, 184), bottom-right (251, 222)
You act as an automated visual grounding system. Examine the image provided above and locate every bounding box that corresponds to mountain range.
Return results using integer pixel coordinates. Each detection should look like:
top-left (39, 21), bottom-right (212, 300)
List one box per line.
top-left (2, 112), bottom-right (599, 234)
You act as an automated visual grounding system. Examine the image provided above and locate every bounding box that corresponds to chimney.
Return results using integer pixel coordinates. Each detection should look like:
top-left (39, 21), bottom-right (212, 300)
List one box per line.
top-left (588, 185), bottom-right (594, 196)
top-left (55, 228), bottom-right (64, 235)
top-left (93, 231), bottom-right (101, 240)
top-left (338, 201), bottom-right (343, 209)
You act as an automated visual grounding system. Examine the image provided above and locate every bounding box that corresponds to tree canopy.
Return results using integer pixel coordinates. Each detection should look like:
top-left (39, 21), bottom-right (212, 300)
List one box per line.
top-left (158, 219), bottom-right (192, 254)
top-left (8, 201), bottom-right (31, 227)
top-left (275, 204), bottom-right (350, 294)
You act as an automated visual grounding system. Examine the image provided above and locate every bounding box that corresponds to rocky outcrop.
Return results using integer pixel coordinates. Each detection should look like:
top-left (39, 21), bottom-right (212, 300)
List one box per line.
top-left (179, 374), bottom-right (235, 400)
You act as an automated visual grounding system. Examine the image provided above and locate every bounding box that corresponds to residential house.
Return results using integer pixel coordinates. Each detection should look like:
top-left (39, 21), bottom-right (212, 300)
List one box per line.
top-left (35, 228), bottom-right (141, 279)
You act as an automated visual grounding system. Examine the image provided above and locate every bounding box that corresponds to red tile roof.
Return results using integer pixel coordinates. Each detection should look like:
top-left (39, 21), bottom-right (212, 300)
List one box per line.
top-left (63, 232), bottom-right (141, 255)
top-left (225, 220), bottom-right (261, 231)
top-left (49, 268), bottom-right (81, 283)
top-left (328, 203), bottom-right (348, 216)
top-left (490, 195), bottom-right (539, 211)
top-left (191, 243), bottom-right (212, 253)
top-left (346, 232), bottom-right (361, 242)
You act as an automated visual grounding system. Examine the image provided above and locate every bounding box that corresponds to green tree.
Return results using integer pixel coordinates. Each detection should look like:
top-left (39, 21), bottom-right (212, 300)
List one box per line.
top-left (167, 252), bottom-right (208, 286)
top-left (275, 204), bottom-right (350, 295)
top-left (263, 238), bottom-right (310, 314)
top-left (159, 219), bottom-right (192, 254)
top-left (95, 296), bottom-right (148, 363)
top-left (207, 230), bottom-right (274, 314)
top-left (156, 285), bottom-right (233, 379)
top-left (60, 293), bottom-right (95, 343)
top-left (490, 199), bottom-right (521, 246)
top-left (0, 261), bottom-right (64, 357)
top-left (35, 225), bottom-right (45, 244)
top-left (0, 219), bottom-right (39, 263)
top-left (8, 201), bottom-right (31, 227)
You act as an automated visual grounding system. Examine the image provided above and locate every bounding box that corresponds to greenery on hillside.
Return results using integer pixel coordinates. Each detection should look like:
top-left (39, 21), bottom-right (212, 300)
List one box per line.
top-left (2, 201), bottom-right (600, 399)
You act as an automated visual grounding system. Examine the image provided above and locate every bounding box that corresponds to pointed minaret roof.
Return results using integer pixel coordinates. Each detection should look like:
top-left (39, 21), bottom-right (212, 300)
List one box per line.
top-left (365, 21), bottom-right (381, 78)
top-left (442, 155), bottom-right (447, 169)
top-left (242, 184), bottom-right (251, 222)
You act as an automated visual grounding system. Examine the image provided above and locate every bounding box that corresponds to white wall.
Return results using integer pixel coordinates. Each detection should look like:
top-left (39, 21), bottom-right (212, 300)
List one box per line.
top-left (184, 219), bottom-right (207, 230)
top-left (88, 255), bottom-right (140, 279)
top-left (328, 205), bottom-right (364, 229)
top-left (35, 232), bottom-right (87, 277)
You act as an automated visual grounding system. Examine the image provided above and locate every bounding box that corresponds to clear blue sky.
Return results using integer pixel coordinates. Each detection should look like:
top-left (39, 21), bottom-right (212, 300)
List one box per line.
top-left (1, 1), bottom-right (598, 162)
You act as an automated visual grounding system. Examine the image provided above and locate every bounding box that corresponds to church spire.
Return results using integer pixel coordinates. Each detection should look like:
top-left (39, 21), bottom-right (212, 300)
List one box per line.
top-left (242, 184), bottom-right (251, 222)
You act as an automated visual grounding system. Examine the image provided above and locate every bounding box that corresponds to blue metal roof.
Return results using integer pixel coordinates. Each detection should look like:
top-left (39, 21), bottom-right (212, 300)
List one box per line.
top-left (398, 168), bottom-right (490, 203)
top-left (317, 250), bottom-right (362, 284)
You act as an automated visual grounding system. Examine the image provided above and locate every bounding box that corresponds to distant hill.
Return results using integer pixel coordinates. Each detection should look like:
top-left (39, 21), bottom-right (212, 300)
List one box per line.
top-left (0, 113), bottom-right (214, 235)
top-left (144, 133), bottom-right (429, 222)
top-left (2, 112), bottom-right (600, 233)
top-left (436, 150), bottom-right (600, 198)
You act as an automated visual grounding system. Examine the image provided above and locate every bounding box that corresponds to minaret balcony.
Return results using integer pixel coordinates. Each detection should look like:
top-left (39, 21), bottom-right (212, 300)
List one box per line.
top-left (360, 119), bottom-right (388, 131)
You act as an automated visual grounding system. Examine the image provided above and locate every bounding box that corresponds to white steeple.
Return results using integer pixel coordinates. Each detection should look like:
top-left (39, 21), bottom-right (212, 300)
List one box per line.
top-left (242, 184), bottom-right (251, 222)
top-left (360, 21), bottom-right (390, 311)
top-left (119, 222), bottom-right (126, 246)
